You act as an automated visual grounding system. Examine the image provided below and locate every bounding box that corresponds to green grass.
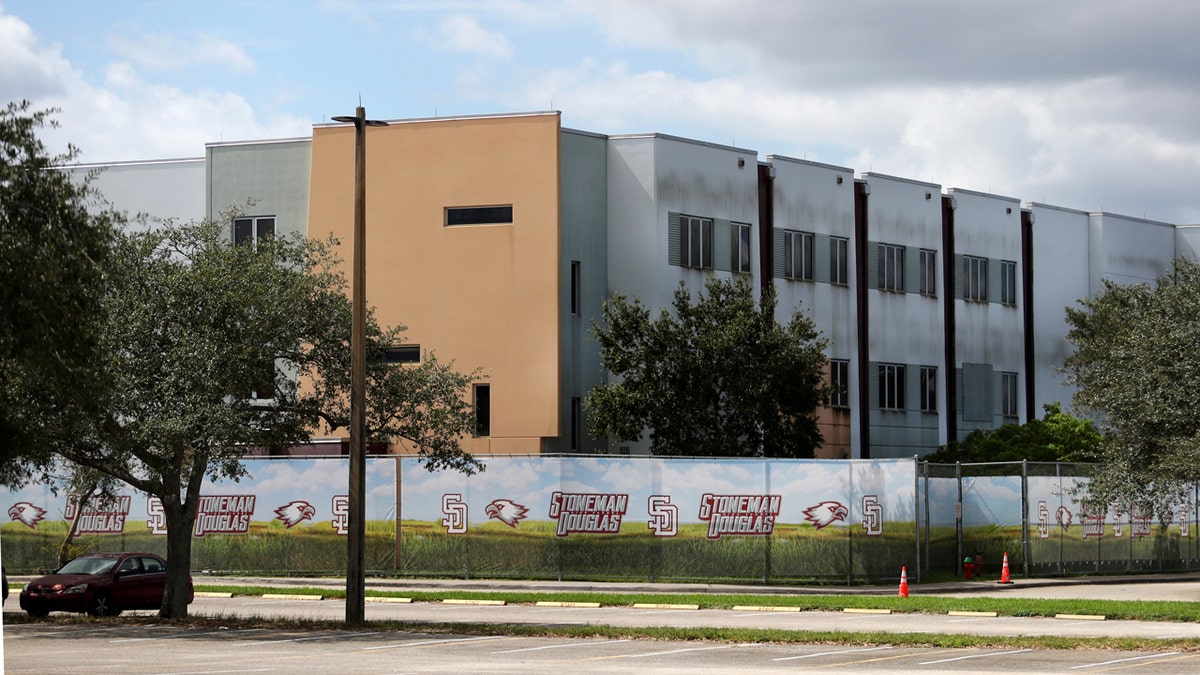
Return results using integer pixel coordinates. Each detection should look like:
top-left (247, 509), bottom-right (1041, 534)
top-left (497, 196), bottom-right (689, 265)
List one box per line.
top-left (190, 583), bottom-right (1200, 622)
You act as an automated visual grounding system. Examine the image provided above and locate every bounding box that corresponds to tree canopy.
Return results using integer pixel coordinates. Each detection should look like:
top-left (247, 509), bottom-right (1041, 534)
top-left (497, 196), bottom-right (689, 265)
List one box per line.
top-left (38, 218), bottom-right (482, 617)
top-left (1063, 258), bottom-right (1200, 520)
top-left (0, 101), bottom-right (120, 483)
top-left (924, 402), bottom-right (1102, 464)
top-left (587, 276), bottom-right (830, 457)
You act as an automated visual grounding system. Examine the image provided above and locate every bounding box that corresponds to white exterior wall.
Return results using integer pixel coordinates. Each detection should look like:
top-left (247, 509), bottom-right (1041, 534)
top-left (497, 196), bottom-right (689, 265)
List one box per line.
top-left (1176, 225), bottom-right (1200, 260)
top-left (948, 188), bottom-right (1025, 433)
top-left (768, 156), bottom-right (858, 456)
top-left (605, 134), bottom-right (760, 454)
top-left (1028, 203), bottom-right (1091, 415)
top-left (607, 134), bottom-right (760, 305)
top-left (1088, 212), bottom-right (1175, 293)
top-left (862, 173), bottom-right (945, 457)
top-left (69, 158), bottom-right (206, 231)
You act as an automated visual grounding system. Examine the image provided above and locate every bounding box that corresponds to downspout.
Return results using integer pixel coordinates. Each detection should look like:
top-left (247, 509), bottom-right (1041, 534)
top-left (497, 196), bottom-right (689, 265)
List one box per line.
top-left (1021, 209), bottom-right (1036, 421)
top-left (854, 180), bottom-right (871, 458)
top-left (941, 196), bottom-right (958, 445)
top-left (758, 163), bottom-right (775, 300)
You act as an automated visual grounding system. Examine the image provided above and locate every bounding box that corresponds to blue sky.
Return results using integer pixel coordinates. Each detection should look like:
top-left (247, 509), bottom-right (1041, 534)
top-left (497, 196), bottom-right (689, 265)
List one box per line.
top-left (4, 1), bottom-right (1199, 223)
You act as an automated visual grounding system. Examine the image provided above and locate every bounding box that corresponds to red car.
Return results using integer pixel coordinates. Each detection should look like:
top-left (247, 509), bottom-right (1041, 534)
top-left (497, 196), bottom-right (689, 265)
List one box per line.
top-left (19, 552), bottom-right (192, 617)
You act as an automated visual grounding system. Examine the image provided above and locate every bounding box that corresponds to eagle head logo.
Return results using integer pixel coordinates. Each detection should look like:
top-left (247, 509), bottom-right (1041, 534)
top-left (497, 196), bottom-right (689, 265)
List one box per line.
top-left (484, 499), bottom-right (529, 528)
top-left (274, 500), bottom-right (316, 528)
top-left (9, 501), bottom-right (47, 529)
top-left (803, 500), bottom-right (848, 530)
top-left (1056, 506), bottom-right (1073, 531)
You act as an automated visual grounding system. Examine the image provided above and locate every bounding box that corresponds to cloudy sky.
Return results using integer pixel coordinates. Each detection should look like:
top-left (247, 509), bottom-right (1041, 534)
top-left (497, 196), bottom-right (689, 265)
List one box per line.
top-left (3, 1), bottom-right (1198, 223)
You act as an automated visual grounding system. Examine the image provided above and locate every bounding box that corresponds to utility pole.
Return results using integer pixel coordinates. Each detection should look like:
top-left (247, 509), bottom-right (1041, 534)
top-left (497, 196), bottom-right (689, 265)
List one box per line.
top-left (331, 105), bottom-right (388, 624)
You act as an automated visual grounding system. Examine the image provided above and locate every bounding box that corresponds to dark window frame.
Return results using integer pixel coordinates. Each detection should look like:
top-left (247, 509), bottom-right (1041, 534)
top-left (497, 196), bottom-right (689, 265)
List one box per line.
top-left (732, 222), bottom-right (752, 273)
top-left (830, 359), bottom-right (850, 408)
top-left (681, 215), bottom-right (713, 269)
top-left (445, 205), bottom-right (514, 226)
top-left (919, 249), bottom-right (937, 296)
top-left (830, 236), bottom-right (849, 285)
top-left (473, 383), bottom-right (491, 437)
top-left (919, 365), bottom-right (937, 412)
top-left (964, 255), bottom-right (988, 302)
top-left (784, 230), bottom-right (814, 281)
top-left (878, 243), bottom-right (905, 292)
top-left (879, 363), bottom-right (906, 411)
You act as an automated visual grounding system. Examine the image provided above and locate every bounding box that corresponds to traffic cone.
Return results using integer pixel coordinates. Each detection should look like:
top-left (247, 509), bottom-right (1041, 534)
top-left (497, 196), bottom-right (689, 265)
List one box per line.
top-left (998, 552), bottom-right (1014, 585)
top-left (898, 566), bottom-right (909, 597)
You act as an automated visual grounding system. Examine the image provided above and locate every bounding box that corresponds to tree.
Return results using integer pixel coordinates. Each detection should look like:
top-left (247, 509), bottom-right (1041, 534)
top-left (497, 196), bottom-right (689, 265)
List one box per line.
top-left (924, 402), bottom-right (1102, 463)
top-left (1062, 258), bottom-right (1200, 521)
top-left (587, 276), bottom-right (830, 457)
top-left (43, 218), bottom-right (481, 618)
top-left (0, 101), bottom-right (120, 484)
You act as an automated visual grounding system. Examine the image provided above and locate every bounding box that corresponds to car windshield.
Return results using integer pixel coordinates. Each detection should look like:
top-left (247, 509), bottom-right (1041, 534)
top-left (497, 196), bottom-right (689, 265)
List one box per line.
top-left (57, 557), bottom-right (118, 575)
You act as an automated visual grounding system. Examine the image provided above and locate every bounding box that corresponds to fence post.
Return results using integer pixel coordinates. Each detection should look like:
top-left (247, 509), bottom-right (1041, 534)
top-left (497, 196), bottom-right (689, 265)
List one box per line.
top-left (913, 456), bottom-right (921, 584)
top-left (922, 460), bottom-right (931, 576)
top-left (764, 461), bottom-right (772, 584)
top-left (1021, 459), bottom-right (1029, 579)
top-left (955, 462), bottom-right (963, 577)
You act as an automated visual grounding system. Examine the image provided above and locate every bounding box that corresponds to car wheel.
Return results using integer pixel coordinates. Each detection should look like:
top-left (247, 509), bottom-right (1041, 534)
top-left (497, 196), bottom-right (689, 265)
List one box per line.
top-left (87, 591), bottom-right (121, 618)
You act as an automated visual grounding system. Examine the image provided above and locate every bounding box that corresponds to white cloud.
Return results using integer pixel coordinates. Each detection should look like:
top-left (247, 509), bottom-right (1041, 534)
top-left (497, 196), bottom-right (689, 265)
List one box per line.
top-left (108, 32), bottom-right (256, 74)
top-left (436, 14), bottom-right (513, 59)
top-left (0, 8), bottom-right (74, 102)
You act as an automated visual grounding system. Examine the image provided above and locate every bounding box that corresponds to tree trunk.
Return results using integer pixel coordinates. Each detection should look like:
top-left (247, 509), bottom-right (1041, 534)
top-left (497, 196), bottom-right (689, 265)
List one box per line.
top-left (58, 483), bottom-right (97, 567)
top-left (159, 496), bottom-right (196, 619)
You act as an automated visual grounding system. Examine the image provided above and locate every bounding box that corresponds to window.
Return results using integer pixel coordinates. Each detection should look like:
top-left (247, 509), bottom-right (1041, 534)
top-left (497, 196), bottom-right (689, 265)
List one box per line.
top-left (383, 345), bottom-right (421, 364)
top-left (830, 360), bottom-right (850, 408)
top-left (249, 360), bottom-right (276, 401)
top-left (570, 261), bottom-right (581, 315)
top-left (784, 230), bottom-right (814, 280)
top-left (1000, 260), bottom-right (1017, 305)
top-left (570, 397), bottom-right (582, 451)
top-left (446, 205), bottom-right (513, 226)
top-left (732, 222), bottom-right (752, 273)
top-left (964, 255), bottom-right (988, 302)
top-left (1001, 372), bottom-right (1018, 417)
top-left (878, 363), bottom-right (906, 410)
top-left (878, 243), bottom-right (905, 291)
top-left (919, 249), bottom-right (937, 296)
top-left (919, 366), bottom-right (937, 412)
top-left (681, 215), bottom-right (713, 269)
top-left (233, 216), bottom-right (275, 250)
top-left (830, 237), bottom-right (849, 285)
top-left (473, 384), bottom-right (491, 436)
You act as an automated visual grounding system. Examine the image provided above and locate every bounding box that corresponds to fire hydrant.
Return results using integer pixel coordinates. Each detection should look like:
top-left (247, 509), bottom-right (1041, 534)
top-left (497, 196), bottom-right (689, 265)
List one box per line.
top-left (963, 555), bottom-right (975, 580)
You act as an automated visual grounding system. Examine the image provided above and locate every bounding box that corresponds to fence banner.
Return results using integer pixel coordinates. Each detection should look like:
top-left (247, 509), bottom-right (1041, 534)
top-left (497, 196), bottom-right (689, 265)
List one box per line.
top-left (0, 458), bottom-right (397, 574)
top-left (398, 456), bottom-right (917, 582)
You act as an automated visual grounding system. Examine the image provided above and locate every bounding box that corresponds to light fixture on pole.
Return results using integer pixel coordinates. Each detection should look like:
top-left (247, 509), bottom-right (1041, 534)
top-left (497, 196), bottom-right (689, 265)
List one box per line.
top-left (331, 105), bottom-right (388, 625)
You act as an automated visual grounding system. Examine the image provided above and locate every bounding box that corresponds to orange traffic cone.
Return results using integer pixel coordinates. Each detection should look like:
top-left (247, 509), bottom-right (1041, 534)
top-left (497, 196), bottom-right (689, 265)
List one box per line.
top-left (998, 552), bottom-right (1014, 585)
top-left (898, 566), bottom-right (909, 597)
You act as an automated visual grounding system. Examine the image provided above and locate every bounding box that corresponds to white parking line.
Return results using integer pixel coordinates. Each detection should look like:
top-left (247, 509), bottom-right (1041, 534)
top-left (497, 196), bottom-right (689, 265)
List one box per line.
top-left (230, 631), bottom-right (378, 647)
top-left (622, 645), bottom-right (734, 659)
top-left (493, 639), bottom-right (629, 654)
top-left (919, 648), bottom-right (1032, 665)
top-left (156, 669), bottom-right (273, 674)
top-left (773, 646), bottom-right (893, 662)
top-left (112, 629), bottom-right (264, 643)
top-left (151, 662), bottom-right (273, 667)
top-left (362, 635), bottom-right (508, 651)
top-left (1071, 652), bottom-right (1180, 669)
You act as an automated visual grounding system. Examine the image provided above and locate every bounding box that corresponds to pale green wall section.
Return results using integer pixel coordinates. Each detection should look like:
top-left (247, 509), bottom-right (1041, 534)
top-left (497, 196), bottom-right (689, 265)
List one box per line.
top-left (206, 139), bottom-right (313, 239)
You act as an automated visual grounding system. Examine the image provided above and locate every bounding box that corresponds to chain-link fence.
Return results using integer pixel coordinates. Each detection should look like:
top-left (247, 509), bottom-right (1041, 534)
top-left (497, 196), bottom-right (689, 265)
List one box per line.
top-left (3, 456), bottom-right (1195, 582)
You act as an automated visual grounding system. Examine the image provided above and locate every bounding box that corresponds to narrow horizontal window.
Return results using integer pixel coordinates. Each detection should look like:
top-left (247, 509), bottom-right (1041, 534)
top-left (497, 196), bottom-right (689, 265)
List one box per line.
top-left (446, 205), bottom-right (513, 226)
top-left (383, 345), bottom-right (421, 364)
